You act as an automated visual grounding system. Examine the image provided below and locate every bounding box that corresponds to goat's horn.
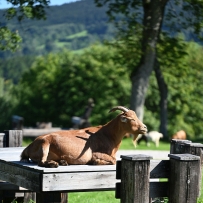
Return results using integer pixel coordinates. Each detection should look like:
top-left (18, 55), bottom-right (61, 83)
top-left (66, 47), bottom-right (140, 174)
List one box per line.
top-left (109, 106), bottom-right (129, 113)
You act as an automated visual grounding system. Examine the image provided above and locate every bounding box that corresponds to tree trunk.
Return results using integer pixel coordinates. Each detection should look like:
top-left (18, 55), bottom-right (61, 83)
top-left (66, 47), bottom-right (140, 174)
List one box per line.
top-left (154, 58), bottom-right (168, 138)
top-left (130, 0), bottom-right (168, 121)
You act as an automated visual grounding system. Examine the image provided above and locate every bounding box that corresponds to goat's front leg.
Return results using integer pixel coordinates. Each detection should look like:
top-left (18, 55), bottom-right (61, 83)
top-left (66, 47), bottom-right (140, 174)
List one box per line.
top-left (91, 152), bottom-right (116, 165)
top-left (37, 143), bottom-right (59, 168)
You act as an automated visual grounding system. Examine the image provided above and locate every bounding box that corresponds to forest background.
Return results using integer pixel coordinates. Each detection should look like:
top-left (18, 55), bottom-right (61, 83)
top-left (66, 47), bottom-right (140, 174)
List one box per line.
top-left (0, 0), bottom-right (203, 139)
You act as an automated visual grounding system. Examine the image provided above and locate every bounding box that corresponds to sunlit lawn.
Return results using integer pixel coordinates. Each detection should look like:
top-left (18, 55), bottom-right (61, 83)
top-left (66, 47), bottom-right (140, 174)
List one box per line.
top-left (119, 137), bottom-right (170, 151)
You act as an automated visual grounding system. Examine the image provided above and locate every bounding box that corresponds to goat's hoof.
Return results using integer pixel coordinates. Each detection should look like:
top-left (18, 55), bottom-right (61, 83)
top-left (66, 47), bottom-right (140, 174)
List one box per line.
top-left (38, 160), bottom-right (59, 168)
top-left (49, 161), bottom-right (59, 168)
top-left (21, 159), bottom-right (30, 163)
top-left (59, 160), bottom-right (68, 166)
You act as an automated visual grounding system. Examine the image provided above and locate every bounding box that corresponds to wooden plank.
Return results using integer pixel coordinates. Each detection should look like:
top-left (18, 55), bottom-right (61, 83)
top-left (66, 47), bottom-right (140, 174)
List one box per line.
top-left (42, 171), bottom-right (119, 192)
top-left (0, 161), bottom-right (41, 192)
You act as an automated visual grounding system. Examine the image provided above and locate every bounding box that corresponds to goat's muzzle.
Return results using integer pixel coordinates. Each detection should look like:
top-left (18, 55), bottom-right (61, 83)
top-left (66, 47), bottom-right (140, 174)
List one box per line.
top-left (140, 124), bottom-right (148, 134)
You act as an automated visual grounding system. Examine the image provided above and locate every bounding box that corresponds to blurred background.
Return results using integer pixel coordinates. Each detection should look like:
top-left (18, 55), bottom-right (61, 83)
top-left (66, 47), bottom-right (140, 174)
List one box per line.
top-left (0, 0), bottom-right (203, 142)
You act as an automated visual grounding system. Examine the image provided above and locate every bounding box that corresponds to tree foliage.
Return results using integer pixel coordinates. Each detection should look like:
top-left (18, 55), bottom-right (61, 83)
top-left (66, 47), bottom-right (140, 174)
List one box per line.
top-left (0, 0), bottom-right (50, 51)
top-left (145, 39), bottom-right (203, 138)
top-left (0, 41), bottom-right (203, 138)
top-left (14, 45), bottom-right (131, 127)
top-left (95, 0), bottom-right (203, 138)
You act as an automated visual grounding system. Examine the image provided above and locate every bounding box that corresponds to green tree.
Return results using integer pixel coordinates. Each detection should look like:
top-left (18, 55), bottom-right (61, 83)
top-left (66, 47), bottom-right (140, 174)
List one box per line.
top-left (0, 0), bottom-right (50, 51)
top-left (95, 0), bottom-right (203, 128)
top-left (145, 40), bottom-right (203, 138)
top-left (14, 45), bottom-right (131, 127)
top-left (0, 77), bottom-right (17, 131)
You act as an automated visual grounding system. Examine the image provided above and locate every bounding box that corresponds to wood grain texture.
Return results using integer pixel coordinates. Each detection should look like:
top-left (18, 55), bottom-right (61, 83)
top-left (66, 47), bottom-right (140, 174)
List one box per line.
top-left (169, 154), bottom-right (200, 203)
top-left (4, 130), bottom-right (23, 147)
top-left (42, 171), bottom-right (118, 191)
top-left (120, 157), bottom-right (151, 203)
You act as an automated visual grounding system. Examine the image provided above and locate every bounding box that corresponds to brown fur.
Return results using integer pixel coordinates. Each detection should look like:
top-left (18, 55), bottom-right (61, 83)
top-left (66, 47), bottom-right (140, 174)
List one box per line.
top-left (172, 130), bottom-right (187, 140)
top-left (21, 107), bottom-right (147, 167)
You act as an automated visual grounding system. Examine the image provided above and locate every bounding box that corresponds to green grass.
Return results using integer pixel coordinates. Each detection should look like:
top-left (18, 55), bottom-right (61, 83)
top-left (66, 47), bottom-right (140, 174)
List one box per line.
top-left (23, 137), bottom-right (35, 146)
top-left (68, 191), bottom-right (119, 203)
top-left (120, 137), bottom-right (170, 151)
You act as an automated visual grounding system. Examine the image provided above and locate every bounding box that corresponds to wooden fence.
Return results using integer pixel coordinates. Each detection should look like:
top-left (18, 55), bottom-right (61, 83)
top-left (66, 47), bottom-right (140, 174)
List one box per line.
top-left (115, 139), bottom-right (203, 203)
top-left (116, 153), bottom-right (200, 203)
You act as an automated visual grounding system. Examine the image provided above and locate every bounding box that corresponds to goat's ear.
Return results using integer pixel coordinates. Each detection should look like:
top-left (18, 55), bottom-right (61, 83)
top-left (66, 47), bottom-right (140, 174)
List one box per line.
top-left (120, 116), bottom-right (127, 123)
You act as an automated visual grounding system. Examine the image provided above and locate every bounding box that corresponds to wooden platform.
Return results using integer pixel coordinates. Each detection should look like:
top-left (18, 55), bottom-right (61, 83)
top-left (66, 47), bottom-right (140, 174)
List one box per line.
top-left (0, 147), bottom-right (118, 193)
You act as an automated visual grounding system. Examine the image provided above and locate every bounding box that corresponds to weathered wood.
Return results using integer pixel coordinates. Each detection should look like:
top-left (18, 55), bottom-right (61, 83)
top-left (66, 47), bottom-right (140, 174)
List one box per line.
top-left (169, 154), bottom-right (200, 203)
top-left (170, 139), bottom-right (203, 164)
top-left (120, 154), bottom-right (152, 203)
top-left (0, 161), bottom-right (41, 192)
top-left (116, 159), bottom-right (170, 199)
top-left (4, 130), bottom-right (23, 147)
top-left (170, 139), bottom-right (192, 154)
top-left (150, 160), bottom-right (169, 178)
top-left (170, 139), bottom-right (203, 196)
top-left (0, 147), bottom-right (119, 193)
top-left (42, 171), bottom-right (117, 192)
top-left (0, 133), bottom-right (5, 148)
top-left (117, 159), bottom-right (170, 180)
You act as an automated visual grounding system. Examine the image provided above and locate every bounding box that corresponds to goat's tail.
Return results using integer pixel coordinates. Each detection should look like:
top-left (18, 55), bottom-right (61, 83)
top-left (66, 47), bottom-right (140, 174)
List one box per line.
top-left (20, 146), bottom-right (30, 162)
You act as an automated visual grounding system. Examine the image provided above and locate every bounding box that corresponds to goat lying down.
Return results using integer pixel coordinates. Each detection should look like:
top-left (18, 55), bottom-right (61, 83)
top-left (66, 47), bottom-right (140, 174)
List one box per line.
top-left (21, 106), bottom-right (147, 168)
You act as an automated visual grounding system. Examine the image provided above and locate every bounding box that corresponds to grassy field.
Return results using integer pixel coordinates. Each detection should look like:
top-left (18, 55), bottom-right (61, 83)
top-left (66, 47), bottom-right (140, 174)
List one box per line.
top-left (22, 136), bottom-right (171, 150)
top-left (119, 137), bottom-right (170, 151)
top-left (21, 137), bottom-right (203, 203)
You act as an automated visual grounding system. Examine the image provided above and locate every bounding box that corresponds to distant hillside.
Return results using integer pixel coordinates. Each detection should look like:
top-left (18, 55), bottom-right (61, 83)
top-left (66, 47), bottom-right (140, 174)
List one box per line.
top-left (0, 0), bottom-right (201, 83)
top-left (0, 0), bottom-right (115, 58)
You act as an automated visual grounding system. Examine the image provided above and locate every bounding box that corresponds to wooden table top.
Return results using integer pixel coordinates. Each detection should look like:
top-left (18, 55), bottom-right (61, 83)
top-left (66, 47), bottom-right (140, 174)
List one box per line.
top-left (0, 147), bottom-right (118, 192)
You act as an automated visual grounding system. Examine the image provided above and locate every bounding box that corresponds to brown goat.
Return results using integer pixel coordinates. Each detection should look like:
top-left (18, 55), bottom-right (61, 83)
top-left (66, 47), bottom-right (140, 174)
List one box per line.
top-left (172, 130), bottom-right (187, 140)
top-left (21, 106), bottom-right (147, 167)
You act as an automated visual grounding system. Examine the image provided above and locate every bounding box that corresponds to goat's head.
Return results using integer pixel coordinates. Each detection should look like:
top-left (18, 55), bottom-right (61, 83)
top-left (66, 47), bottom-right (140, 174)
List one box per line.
top-left (109, 106), bottom-right (147, 137)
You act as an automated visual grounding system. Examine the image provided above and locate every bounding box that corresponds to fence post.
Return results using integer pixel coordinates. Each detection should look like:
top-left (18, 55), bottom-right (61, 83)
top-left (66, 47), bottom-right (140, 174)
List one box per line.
top-left (170, 139), bottom-right (192, 154)
top-left (119, 154), bottom-right (152, 203)
top-left (168, 154), bottom-right (200, 203)
top-left (4, 130), bottom-right (23, 147)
